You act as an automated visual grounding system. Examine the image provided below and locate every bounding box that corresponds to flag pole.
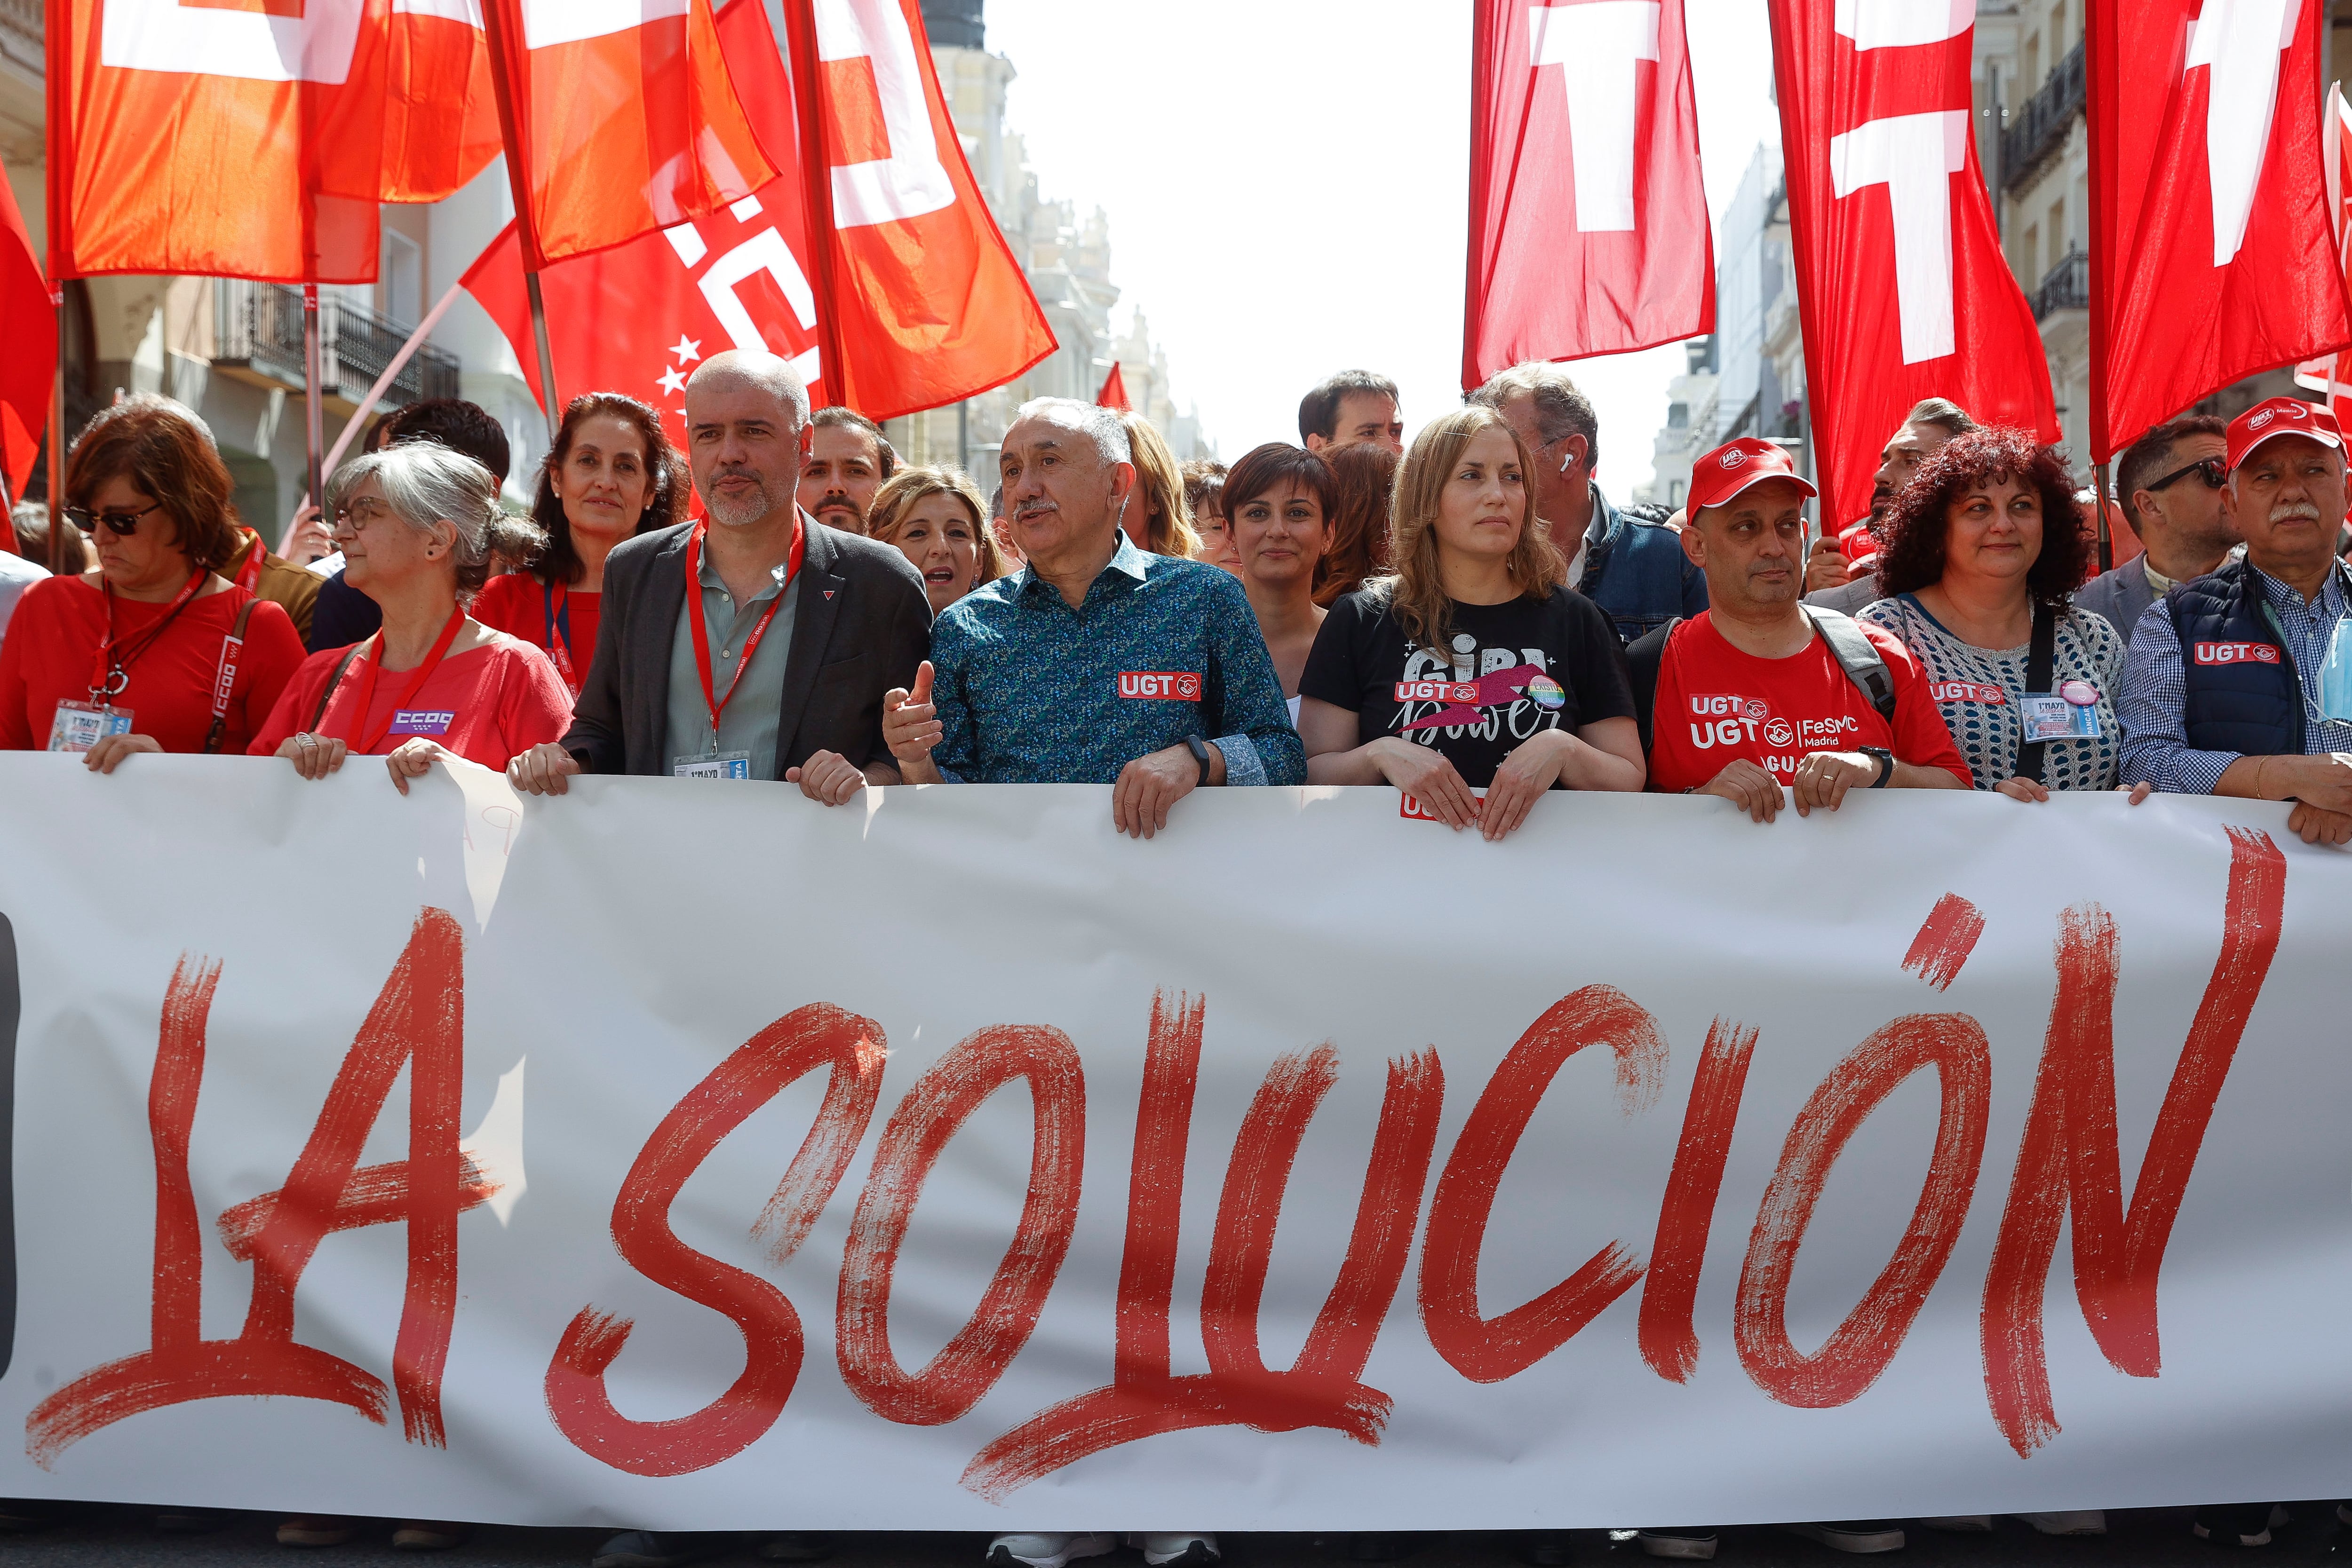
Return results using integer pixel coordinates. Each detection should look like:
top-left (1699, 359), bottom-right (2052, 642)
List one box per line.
top-left (45, 299), bottom-right (64, 577)
top-left (302, 283), bottom-right (326, 521)
top-left (478, 1), bottom-right (562, 441)
top-left (2091, 461), bottom-right (2116, 575)
top-left (779, 0), bottom-right (849, 410)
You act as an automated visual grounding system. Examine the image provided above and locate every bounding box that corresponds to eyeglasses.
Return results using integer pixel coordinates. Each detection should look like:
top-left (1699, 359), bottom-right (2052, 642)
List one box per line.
top-left (2147, 456), bottom-right (2226, 492)
top-left (65, 501), bottom-right (163, 536)
top-left (330, 500), bottom-right (391, 534)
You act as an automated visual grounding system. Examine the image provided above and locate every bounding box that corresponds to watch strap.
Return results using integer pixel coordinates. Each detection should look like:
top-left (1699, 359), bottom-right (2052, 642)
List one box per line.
top-left (1864, 746), bottom-right (1895, 788)
top-left (1186, 734), bottom-right (1211, 785)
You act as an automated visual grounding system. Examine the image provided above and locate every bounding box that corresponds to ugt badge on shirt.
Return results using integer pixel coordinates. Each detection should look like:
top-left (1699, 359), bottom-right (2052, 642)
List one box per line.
top-left (1119, 671), bottom-right (1202, 701)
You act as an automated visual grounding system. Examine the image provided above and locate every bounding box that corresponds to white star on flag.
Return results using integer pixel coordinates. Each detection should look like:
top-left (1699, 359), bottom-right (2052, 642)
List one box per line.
top-left (658, 366), bottom-right (689, 396)
top-left (670, 334), bottom-right (702, 364)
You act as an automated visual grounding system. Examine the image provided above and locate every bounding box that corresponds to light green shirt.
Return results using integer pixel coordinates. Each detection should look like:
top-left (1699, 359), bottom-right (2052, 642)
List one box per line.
top-left (663, 547), bottom-right (800, 779)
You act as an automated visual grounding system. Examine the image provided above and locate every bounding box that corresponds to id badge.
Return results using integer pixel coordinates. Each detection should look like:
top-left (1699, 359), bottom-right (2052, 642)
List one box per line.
top-left (2019, 694), bottom-right (2101, 742)
top-left (673, 750), bottom-right (753, 780)
top-left (48, 700), bottom-right (132, 754)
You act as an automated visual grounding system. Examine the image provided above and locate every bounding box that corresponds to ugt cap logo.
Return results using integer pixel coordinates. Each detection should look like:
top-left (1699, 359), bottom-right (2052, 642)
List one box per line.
top-left (2251, 407), bottom-right (2278, 428)
top-left (1720, 448), bottom-right (1749, 470)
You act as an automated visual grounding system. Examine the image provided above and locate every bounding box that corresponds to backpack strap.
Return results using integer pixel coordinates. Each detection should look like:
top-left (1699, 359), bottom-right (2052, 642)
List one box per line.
top-left (2013, 601), bottom-right (2058, 784)
top-left (1625, 617), bottom-right (1681, 756)
top-left (1802, 605), bottom-right (1898, 721)
top-left (307, 640), bottom-right (370, 735)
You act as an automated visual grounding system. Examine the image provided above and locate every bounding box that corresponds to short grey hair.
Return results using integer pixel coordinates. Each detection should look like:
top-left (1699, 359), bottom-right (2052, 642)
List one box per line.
top-left (330, 442), bottom-right (545, 594)
top-left (686, 350), bottom-right (812, 434)
top-left (1012, 397), bottom-right (1131, 467)
top-left (1471, 362), bottom-right (1600, 470)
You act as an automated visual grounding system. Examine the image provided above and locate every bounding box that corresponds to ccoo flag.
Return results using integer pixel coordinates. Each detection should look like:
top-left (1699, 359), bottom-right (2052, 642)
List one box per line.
top-left (1462, 0), bottom-right (1713, 388)
top-left (2090, 0), bottom-right (2352, 460)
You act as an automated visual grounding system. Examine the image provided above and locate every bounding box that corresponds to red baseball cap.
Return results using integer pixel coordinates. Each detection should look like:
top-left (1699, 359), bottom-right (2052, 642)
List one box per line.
top-left (2225, 397), bottom-right (2344, 473)
top-left (1687, 439), bottom-right (1820, 515)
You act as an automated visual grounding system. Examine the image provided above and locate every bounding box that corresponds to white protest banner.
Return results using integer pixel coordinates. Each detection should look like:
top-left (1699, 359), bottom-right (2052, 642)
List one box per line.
top-left (0, 753), bottom-right (2345, 1528)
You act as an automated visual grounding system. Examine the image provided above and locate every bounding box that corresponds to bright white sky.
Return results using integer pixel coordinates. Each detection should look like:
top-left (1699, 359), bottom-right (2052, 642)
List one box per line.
top-left (983, 0), bottom-right (1783, 494)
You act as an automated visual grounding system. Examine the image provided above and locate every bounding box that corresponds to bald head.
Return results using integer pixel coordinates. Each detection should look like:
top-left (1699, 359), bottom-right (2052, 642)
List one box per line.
top-left (685, 351), bottom-right (815, 531)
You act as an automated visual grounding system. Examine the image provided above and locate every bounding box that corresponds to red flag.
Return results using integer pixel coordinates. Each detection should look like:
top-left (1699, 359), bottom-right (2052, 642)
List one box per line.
top-left (45, 0), bottom-right (500, 282)
top-left (2090, 0), bottom-right (2352, 461)
top-left (478, 0), bottom-right (780, 269)
top-left (1462, 0), bottom-right (1714, 387)
top-left (1097, 363), bottom-right (1130, 412)
top-left (0, 173), bottom-right (53, 509)
top-left (1766, 0), bottom-right (2057, 528)
top-left (2293, 83), bottom-right (2352, 419)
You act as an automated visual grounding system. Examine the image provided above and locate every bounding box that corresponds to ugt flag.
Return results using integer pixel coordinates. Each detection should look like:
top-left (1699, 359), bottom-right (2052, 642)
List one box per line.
top-left (1766, 0), bottom-right (2056, 529)
top-left (2090, 0), bottom-right (2352, 459)
top-left (1462, 0), bottom-right (1714, 388)
top-left (45, 0), bottom-right (500, 282)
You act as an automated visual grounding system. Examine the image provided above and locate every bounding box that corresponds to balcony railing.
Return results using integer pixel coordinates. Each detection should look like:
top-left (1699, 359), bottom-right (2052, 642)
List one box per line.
top-left (212, 282), bottom-right (461, 408)
top-left (2034, 246), bottom-right (2090, 320)
top-left (2002, 40), bottom-right (2085, 194)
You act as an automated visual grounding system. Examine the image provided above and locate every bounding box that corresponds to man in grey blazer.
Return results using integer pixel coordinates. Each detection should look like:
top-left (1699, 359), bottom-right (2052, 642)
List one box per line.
top-left (2073, 414), bottom-right (2235, 644)
top-left (508, 349), bottom-right (930, 804)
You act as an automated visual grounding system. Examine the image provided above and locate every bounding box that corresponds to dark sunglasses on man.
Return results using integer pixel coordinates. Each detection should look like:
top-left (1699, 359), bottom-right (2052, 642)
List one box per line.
top-left (64, 500), bottom-right (165, 536)
top-left (2146, 456), bottom-right (2225, 492)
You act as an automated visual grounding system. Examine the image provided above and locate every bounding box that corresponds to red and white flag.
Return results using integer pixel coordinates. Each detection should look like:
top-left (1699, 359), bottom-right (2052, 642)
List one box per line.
top-left (478, 0), bottom-right (781, 268)
top-left (1767, 0), bottom-right (2057, 528)
top-left (1461, 0), bottom-right (1713, 387)
top-left (2290, 81), bottom-right (2352, 421)
top-left (2091, 0), bottom-right (2352, 460)
top-left (46, 0), bottom-right (500, 282)
top-left (0, 172), bottom-right (52, 512)
top-left (464, 0), bottom-right (1052, 424)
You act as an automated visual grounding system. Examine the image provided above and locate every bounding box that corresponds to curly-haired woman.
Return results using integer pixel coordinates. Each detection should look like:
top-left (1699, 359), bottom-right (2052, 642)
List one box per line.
top-left (1858, 427), bottom-right (2146, 800)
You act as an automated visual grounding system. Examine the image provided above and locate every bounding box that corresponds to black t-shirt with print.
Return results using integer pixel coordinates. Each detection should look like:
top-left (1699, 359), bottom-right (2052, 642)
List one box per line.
top-left (1299, 585), bottom-right (1637, 788)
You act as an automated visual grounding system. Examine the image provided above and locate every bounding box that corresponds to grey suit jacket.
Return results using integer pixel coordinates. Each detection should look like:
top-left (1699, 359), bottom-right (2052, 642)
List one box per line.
top-left (561, 514), bottom-right (932, 779)
top-left (2070, 560), bottom-right (2157, 646)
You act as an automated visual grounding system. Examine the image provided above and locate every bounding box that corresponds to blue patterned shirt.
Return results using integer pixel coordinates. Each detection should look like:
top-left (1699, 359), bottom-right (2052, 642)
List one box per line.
top-left (927, 533), bottom-right (1304, 786)
top-left (2117, 562), bottom-right (2352, 794)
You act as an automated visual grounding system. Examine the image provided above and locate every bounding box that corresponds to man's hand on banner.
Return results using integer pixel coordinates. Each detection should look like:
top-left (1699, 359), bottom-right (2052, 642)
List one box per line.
top-left (786, 750), bottom-right (867, 807)
top-left (1112, 742), bottom-right (1220, 841)
top-left (508, 741), bottom-right (583, 797)
top-left (2286, 802), bottom-right (2352, 845)
top-left (1791, 750), bottom-right (1879, 816)
top-left (1696, 757), bottom-right (1785, 822)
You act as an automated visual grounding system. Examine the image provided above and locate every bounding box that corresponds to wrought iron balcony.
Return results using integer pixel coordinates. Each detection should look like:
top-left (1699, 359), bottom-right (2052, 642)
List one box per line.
top-left (2002, 40), bottom-right (2085, 194)
top-left (2034, 246), bottom-right (2090, 320)
top-left (212, 282), bottom-right (461, 408)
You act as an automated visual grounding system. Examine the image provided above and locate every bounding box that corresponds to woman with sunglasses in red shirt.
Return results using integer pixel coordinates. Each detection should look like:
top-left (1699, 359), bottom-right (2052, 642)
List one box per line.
top-left (0, 401), bottom-right (306, 766)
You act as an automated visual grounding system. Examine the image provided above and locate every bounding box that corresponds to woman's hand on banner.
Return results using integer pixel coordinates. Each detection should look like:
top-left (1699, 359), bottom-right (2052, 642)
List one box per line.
top-left (278, 732), bottom-right (349, 782)
top-left (387, 738), bottom-right (450, 797)
top-left (82, 733), bottom-right (162, 775)
top-left (1372, 738), bottom-right (1478, 831)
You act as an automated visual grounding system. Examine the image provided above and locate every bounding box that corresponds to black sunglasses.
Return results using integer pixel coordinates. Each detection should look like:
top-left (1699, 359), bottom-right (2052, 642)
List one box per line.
top-left (2147, 457), bottom-right (2225, 492)
top-left (65, 500), bottom-right (165, 536)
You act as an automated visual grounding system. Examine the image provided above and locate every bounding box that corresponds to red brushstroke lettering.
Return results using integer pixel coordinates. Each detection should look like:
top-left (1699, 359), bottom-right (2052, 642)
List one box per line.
top-left (1979, 827), bottom-right (2285, 1456)
top-left (29, 910), bottom-right (470, 1466)
top-left (961, 994), bottom-right (1444, 1500)
top-left (1735, 1014), bottom-right (1991, 1408)
top-left (1902, 893), bottom-right (1986, 992)
top-left (838, 1024), bottom-right (1086, 1425)
top-left (1419, 986), bottom-right (1668, 1383)
top-left (544, 1003), bottom-right (886, 1477)
top-left (1637, 1018), bottom-right (1760, 1383)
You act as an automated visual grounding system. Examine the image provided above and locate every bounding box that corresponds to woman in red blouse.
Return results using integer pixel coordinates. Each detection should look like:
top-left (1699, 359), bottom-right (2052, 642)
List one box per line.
top-left (469, 393), bottom-right (685, 695)
top-left (0, 400), bottom-right (305, 765)
top-left (251, 442), bottom-right (573, 784)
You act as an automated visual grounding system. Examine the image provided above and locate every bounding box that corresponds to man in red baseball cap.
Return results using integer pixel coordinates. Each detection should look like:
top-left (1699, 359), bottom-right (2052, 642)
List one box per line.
top-left (1626, 438), bottom-right (1970, 822)
top-left (2118, 395), bottom-right (2352, 848)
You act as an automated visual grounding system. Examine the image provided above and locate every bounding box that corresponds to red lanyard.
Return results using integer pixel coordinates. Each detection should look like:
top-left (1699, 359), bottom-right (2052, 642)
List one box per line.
top-left (541, 578), bottom-right (579, 692)
top-left (232, 530), bottom-right (265, 595)
top-left (684, 516), bottom-right (803, 740)
top-left (89, 569), bottom-right (208, 701)
top-left (340, 606), bottom-right (466, 754)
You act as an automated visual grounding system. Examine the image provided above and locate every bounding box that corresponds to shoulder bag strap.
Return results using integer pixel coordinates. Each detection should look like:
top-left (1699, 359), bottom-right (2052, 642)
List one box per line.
top-left (307, 641), bottom-right (370, 734)
top-left (1802, 606), bottom-right (1899, 721)
top-left (199, 597), bottom-right (261, 756)
top-left (1627, 617), bottom-right (1680, 755)
top-left (2014, 601), bottom-right (2058, 785)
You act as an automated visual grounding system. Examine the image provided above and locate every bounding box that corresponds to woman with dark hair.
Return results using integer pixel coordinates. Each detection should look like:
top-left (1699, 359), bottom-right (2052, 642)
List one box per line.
top-left (1182, 459), bottom-right (1239, 574)
top-left (1316, 440), bottom-right (1398, 605)
top-left (0, 400), bottom-right (306, 766)
top-left (251, 443), bottom-right (571, 788)
top-left (1224, 443), bottom-right (1334, 713)
top-left (1298, 406), bottom-right (1642, 840)
top-left (470, 393), bottom-right (684, 694)
top-left (1859, 426), bottom-right (2142, 800)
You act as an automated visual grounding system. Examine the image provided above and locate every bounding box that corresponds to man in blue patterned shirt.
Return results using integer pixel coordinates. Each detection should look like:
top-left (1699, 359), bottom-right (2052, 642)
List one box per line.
top-left (884, 398), bottom-right (1303, 842)
top-left (2118, 396), bottom-right (2352, 847)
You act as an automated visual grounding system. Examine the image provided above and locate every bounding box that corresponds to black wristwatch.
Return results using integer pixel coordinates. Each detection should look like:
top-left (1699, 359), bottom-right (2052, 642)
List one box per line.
top-left (1861, 746), bottom-right (1895, 788)
top-left (1186, 735), bottom-right (1213, 785)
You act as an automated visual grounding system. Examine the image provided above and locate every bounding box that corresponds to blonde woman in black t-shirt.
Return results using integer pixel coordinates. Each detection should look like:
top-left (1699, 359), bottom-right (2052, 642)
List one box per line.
top-left (1297, 404), bottom-right (1643, 839)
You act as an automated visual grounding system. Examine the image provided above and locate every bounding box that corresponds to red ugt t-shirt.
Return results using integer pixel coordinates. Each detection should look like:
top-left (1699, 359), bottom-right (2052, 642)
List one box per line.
top-left (1647, 612), bottom-right (1970, 792)
top-left (249, 633), bottom-right (574, 770)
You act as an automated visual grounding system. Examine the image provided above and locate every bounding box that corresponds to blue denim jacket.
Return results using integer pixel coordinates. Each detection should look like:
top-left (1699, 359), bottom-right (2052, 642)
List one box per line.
top-left (1578, 487), bottom-right (1709, 646)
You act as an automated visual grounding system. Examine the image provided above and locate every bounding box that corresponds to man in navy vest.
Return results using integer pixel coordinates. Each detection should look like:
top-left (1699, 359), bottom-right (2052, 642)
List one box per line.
top-left (1474, 362), bottom-right (1707, 644)
top-left (2118, 396), bottom-right (2352, 848)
